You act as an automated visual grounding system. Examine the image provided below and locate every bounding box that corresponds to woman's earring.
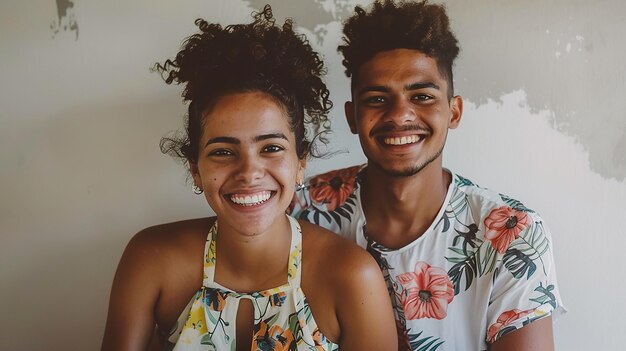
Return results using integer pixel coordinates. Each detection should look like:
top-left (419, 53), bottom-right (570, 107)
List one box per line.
top-left (296, 180), bottom-right (305, 191)
top-left (192, 184), bottom-right (203, 195)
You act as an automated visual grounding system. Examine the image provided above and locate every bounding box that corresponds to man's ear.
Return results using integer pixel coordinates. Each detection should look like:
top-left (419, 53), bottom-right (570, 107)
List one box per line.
top-left (345, 101), bottom-right (358, 134)
top-left (449, 95), bottom-right (463, 129)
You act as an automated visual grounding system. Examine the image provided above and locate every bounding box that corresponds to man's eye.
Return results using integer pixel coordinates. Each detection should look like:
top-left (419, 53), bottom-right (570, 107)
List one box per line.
top-left (263, 145), bottom-right (285, 153)
top-left (413, 94), bottom-right (434, 101)
top-left (364, 96), bottom-right (386, 104)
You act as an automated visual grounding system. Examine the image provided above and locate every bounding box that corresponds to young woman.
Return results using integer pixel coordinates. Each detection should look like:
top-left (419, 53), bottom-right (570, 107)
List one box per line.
top-left (101, 6), bottom-right (396, 351)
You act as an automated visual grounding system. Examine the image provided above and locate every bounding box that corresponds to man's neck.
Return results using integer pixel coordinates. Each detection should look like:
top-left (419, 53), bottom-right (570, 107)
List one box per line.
top-left (360, 162), bottom-right (452, 249)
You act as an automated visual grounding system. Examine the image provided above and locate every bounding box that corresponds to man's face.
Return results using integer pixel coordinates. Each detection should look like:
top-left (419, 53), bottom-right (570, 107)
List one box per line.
top-left (345, 48), bottom-right (462, 177)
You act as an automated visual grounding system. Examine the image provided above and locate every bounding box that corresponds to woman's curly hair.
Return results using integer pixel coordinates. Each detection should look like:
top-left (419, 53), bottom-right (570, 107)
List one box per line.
top-left (338, 0), bottom-right (460, 98)
top-left (154, 5), bottom-right (332, 165)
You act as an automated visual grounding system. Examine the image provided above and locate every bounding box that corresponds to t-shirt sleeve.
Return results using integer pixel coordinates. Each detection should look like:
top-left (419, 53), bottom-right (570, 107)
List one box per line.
top-left (485, 215), bottom-right (567, 343)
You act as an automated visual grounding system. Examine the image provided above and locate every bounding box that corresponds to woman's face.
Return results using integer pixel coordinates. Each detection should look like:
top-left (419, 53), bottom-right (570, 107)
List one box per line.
top-left (191, 91), bottom-right (305, 236)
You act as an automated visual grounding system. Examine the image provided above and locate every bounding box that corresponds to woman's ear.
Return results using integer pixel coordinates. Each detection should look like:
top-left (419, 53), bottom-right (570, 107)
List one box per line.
top-left (189, 161), bottom-right (202, 188)
top-left (296, 157), bottom-right (307, 185)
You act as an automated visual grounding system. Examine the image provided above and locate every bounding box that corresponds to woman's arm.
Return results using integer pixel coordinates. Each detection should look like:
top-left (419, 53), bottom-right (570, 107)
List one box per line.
top-left (334, 246), bottom-right (398, 351)
top-left (101, 230), bottom-right (163, 351)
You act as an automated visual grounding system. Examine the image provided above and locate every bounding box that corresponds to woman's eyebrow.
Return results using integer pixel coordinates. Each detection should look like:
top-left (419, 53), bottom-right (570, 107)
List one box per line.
top-left (253, 133), bottom-right (288, 142)
top-left (205, 136), bottom-right (239, 147)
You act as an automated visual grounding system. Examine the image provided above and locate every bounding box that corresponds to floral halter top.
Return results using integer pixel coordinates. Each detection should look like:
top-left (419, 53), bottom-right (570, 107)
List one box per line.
top-left (162, 215), bottom-right (339, 351)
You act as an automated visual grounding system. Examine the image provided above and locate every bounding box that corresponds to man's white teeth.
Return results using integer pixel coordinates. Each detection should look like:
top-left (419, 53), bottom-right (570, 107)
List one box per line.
top-left (384, 135), bottom-right (421, 145)
top-left (230, 191), bottom-right (271, 206)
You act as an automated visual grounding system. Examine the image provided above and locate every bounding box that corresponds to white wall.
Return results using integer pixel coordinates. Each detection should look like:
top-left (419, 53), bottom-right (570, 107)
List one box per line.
top-left (1, 1), bottom-right (624, 350)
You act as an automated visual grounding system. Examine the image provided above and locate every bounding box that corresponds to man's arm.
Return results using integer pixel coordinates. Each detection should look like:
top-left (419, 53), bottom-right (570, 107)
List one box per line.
top-left (489, 316), bottom-right (554, 351)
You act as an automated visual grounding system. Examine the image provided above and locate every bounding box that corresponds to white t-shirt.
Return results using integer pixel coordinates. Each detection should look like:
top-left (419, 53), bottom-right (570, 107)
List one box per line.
top-left (291, 165), bottom-right (566, 350)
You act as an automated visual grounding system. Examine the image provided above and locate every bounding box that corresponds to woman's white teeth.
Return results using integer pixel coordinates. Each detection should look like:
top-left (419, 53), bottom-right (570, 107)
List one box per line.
top-left (384, 135), bottom-right (420, 145)
top-left (230, 191), bottom-right (271, 206)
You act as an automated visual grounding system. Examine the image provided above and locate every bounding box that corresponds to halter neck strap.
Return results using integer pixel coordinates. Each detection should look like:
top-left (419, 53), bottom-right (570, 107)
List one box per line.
top-left (202, 215), bottom-right (303, 289)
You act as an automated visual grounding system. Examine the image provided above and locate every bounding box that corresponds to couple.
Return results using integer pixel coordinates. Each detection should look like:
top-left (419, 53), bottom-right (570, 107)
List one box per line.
top-left (102, 1), bottom-right (564, 350)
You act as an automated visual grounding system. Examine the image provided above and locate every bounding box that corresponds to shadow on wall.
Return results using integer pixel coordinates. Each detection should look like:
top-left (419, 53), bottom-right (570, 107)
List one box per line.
top-left (1, 95), bottom-right (207, 351)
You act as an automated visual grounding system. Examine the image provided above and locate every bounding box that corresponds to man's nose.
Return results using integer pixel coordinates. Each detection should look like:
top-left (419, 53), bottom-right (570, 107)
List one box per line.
top-left (384, 98), bottom-right (416, 125)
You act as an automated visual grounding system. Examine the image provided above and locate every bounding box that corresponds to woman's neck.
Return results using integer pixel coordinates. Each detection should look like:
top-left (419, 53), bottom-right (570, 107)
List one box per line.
top-left (213, 214), bottom-right (293, 292)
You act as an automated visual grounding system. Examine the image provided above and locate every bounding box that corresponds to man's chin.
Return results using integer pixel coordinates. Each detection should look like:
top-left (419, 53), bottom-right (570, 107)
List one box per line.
top-left (368, 152), bottom-right (443, 178)
top-left (368, 161), bottom-right (425, 178)
top-left (384, 166), bottom-right (423, 178)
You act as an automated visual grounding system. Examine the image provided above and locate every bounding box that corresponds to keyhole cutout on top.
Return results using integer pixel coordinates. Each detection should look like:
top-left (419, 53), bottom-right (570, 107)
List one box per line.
top-left (235, 298), bottom-right (254, 351)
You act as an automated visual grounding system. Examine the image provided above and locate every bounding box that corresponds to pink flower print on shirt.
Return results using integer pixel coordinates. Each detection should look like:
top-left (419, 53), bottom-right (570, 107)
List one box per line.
top-left (487, 308), bottom-right (534, 342)
top-left (484, 206), bottom-right (530, 254)
top-left (397, 262), bottom-right (454, 320)
top-left (308, 166), bottom-right (360, 211)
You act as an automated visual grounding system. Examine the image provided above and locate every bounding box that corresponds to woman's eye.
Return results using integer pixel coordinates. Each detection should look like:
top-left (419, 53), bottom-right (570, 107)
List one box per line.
top-left (209, 149), bottom-right (233, 157)
top-left (263, 144), bottom-right (285, 153)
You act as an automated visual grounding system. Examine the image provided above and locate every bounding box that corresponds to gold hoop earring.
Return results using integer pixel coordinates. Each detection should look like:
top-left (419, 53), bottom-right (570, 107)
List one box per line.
top-left (192, 184), bottom-right (203, 195)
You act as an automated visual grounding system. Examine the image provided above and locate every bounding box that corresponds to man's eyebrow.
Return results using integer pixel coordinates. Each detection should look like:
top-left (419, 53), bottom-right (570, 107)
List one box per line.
top-left (406, 82), bottom-right (440, 90)
top-left (357, 85), bottom-right (390, 96)
top-left (357, 82), bottom-right (440, 96)
top-left (254, 133), bottom-right (288, 142)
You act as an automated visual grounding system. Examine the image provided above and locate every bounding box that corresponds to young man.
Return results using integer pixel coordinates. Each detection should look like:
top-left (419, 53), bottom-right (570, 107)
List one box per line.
top-left (292, 1), bottom-right (565, 350)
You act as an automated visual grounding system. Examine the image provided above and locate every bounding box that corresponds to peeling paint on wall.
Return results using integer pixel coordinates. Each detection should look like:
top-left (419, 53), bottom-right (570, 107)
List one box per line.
top-left (51, 0), bottom-right (79, 39)
top-left (252, 0), bottom-right (626, 182)
top-left (445, 0), bottom-right (626, 182)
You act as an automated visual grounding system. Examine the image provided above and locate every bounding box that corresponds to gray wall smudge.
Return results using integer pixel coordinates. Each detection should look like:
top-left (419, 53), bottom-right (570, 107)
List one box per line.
top-left (51, 0), bottom-right (79, 39)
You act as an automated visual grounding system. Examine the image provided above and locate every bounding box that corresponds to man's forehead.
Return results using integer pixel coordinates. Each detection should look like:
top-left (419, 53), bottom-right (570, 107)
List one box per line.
top-left (354, 53), bottom-right (444, 89)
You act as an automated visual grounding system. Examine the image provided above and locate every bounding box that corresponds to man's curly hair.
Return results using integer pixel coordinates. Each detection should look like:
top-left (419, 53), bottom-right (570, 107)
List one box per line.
top-left (338, 0), bottom-right (460, 98)
top-left (154, 5), bottom-right (331, 165)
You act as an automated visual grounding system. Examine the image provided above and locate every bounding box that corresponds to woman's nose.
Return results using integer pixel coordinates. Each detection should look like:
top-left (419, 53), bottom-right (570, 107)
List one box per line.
top-left (234, 153), bottom-right (264, 182)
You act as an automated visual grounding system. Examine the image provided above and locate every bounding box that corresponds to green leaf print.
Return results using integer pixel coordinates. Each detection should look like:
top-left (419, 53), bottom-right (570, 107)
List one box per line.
top-left (438, 213), bottom-right (451, 232)
top-left (476, 244), bottom-right (497, 277)
top-left (452, 224), bottom-right (480, 255)
top-left (530, 282), bottom-right (557, 309)
top-left (408, 330), bottom-right (445, 351)
top-left (509, 221), bottom-right (550, 275)
top-left (287, 311), bottom-right (304, 342)
top-left (499, 194), bottom-right (535, 213)
top-left (298, 209), bottom-right (311, 221)
top-left (455, 175), bottom-right (476, 188)
top-left (313, 210), bottom-right (332, 226)
top-left (200, 334), bottom-right (217, 348)
top-left (448, 254), bottom-right (477, 295)
top-left (503, 248), bottom-right (537, 279)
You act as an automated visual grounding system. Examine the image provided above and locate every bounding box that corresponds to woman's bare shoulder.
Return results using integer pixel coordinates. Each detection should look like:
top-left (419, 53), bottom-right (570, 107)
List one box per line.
top-left (131, 217), bottom-right (214, 248)
top-left (122, 217), bottom-right (215, 270)
top-left (298, 219), bottom-right (396, 349)
top-left (299, 220), bottom-right (378, 281)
